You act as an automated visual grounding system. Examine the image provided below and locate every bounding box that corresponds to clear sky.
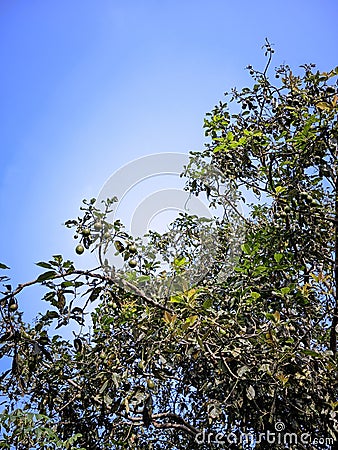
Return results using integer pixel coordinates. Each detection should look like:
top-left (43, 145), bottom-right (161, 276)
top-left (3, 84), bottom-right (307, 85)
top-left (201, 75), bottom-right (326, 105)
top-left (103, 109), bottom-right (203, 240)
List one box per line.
top-left (0, 0), bottom-right (338, 324)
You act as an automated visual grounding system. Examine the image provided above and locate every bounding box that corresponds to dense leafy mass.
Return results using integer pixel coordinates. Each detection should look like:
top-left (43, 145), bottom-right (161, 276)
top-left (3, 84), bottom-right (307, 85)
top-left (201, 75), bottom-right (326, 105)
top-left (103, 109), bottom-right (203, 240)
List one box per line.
top-left (1, 44), bottom-right (337, 449)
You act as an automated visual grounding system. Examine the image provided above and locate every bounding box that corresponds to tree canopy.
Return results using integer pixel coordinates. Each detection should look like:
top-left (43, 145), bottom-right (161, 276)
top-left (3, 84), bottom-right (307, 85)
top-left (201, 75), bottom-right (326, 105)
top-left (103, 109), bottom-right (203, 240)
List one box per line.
top-left (1, 43), bottom-right (338, 449)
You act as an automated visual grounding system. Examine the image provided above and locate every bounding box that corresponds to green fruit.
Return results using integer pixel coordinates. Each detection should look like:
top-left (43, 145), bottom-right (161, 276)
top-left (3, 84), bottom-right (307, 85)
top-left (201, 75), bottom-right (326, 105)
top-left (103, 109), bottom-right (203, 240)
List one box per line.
top-left (94, 221), bottom-right (103, 231)
top-left (129, 259), bottom-right (137, 268)
top-left (103, 232), bottom-right (111, 240)
top-left (76, 244), bottom-right (84, 255)
top-left (9, 303), bottom-right (18, 312)
top-left (147, 379), bottom-right (155, 389)
top-left (138, 360), bottom-right (145, 370)
top-left (284, 205), bottom-right (291, 213)
top-left (128, 244), bottom-right (137, 254)
top-left (82, 228), bottom-right (91, 237)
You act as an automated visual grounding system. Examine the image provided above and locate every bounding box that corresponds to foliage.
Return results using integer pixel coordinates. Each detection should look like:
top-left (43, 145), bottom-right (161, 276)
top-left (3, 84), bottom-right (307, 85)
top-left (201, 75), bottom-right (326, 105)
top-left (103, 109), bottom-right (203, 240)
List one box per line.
top-left (1, 42), bottom-right (338, 449)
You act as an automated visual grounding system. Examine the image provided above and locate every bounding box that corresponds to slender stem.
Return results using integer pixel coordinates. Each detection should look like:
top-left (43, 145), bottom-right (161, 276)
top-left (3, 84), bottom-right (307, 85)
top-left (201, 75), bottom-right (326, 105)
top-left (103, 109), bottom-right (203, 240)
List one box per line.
top-left (1, 268), bottom-right (174, 314)
top-left (330, 142), bottom-right (338, 356)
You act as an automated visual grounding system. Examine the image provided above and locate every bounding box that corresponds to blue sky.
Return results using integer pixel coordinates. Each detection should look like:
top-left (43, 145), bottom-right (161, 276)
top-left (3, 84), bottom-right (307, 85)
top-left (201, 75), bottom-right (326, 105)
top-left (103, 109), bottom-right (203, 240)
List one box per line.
top-left (0, 0), bottom-right (338, 324)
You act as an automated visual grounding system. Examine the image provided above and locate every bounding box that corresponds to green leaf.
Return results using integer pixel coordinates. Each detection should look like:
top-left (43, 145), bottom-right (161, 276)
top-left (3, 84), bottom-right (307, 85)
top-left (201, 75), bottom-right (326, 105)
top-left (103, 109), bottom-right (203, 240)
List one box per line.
top-left (301, 349), bottom-right (321, 357)
top-left (275, 186), bottom-right (286, 195)
top-left (265, 311), bottom-right (280, 323)
top-left (227, 131), bottom-right (234, 141)
top-left (202, 298), bottom-right (213, 309)
top-left (274, 253), bottom-right (283, 263)
top-left (43, 292), bottom-right (55, 302)
top-left (186, 315), bottom-right (198, 326)
top-left (173, 257), bottom-right (187, 268)
top-left (252, 265), bottom-right (268, 275)
top-left (241, 243), bottom-right (251, 254)
top-left (37, 271), bottom-right (58, 282)
top-left (0, 263), bottom-right (10, 270)
top-left (99, 380), bottom-right (109, 394)
top-left (169, 294), bottom-right (184, 304)
top-left (36, 261), bottom-right (53, 269)
top-left (126, 271), bottom-right (137, 281)
top-left (137, 275), bottom-right (150, 283)
top-left (88, 287), bottom-right (102, 302)
top-left (265, 313), bottom-right (275, 321)
top-left (280, 286), bottom-right (290, 295)
top-left (45, 310), bottom-right (59, 319)
top-left (111, 372), bottom-right (120, 389)
top-left (246, 385), bottom-right (255, 400)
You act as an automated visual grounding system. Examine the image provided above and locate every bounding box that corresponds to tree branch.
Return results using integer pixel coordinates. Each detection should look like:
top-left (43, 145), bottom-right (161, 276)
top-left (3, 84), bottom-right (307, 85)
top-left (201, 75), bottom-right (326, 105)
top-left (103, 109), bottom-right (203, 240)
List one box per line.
top-left (1, 268), bottom-right (174, 314)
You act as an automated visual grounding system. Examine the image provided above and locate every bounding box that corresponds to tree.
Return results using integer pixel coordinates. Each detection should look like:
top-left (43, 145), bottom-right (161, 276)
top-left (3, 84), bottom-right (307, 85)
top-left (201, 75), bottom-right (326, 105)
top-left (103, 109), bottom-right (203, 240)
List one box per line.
top-left (1, 42), bottom-right (337, 449)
